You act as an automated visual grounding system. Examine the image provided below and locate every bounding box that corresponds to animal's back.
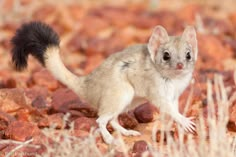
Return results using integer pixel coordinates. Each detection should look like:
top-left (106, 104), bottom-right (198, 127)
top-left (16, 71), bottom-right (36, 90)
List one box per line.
top-left (83, 44), bottom-right (149, 107)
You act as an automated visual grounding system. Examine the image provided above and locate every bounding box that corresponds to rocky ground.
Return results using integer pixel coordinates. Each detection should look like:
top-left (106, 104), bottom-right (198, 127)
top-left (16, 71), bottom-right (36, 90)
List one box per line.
top-left (0, 0), bottom-right (236, 156)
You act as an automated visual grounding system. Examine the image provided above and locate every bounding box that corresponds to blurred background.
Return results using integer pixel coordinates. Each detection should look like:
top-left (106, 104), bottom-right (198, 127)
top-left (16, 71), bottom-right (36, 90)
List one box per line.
top-left (0, 0), bottom-right (235, 75)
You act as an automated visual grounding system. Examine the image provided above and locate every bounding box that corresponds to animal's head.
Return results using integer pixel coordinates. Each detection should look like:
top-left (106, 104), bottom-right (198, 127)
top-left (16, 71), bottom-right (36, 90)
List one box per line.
top-left (148, 26), bottom-right (198, 78)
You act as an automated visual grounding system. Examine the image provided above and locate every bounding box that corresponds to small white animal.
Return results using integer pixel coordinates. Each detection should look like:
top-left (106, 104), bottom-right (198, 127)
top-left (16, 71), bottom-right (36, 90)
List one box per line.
top-left (11, 22), bottom-right (197, 144)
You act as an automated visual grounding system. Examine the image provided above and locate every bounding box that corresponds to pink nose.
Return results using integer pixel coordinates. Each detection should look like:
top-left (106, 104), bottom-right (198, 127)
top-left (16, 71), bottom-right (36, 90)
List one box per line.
top-left (176, 62), bottom-right (183, 70)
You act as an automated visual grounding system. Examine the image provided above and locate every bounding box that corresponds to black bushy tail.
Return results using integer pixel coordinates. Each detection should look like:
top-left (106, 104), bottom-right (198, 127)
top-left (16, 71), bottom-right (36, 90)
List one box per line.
top-left (11, 21), bottom-right (60, 71)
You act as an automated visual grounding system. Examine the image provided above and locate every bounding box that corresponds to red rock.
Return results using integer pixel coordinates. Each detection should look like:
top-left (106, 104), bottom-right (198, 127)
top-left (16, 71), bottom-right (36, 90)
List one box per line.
top-left (0, 110), bottom-right (15, 123)
top-left (0, 111), bottom-right (12, 138)
top-left (2, 77), bottom-right (17, 88)
top-left (73, 117), bottom-right (98, 132)
top-left (132, 140), bottom-right (148, 154)
top-left (0, 88), bottom-right (27, 113)
top-left (222, 70), bottom-right (235, 86)
top-left (72, 129), bottom-right (89, 138)
top-left (38, 113), bottom-right (64, 129)
top-left (72, 105), bottom-right (97, 118)
top-left (0, 120), bottom-right (7, 138)
top-left (68, 110), bottom-right (85, 119)
top-left (114, 151), bottom-right (125, 157)
top-left (227, 121), bottom-right (236, 132)
top-left (25, 87), bottom-right (48, 109)
top-left (32, 96), bottom-right (47, 109)
top-left (134, 103), bottom-right (156, 123)
top-left (5, 121), bottom-right (40, 141)
top-left (51, 88), bottom-right (97, 117)
top-left (15, 109), bottom-right (31, 122)
top-left (0, 99), bottom-right (20, 114)
top-left (119, 113), bottom-right (138, 129)
top-left (51, 88), bottom-right (82, 111)
top-left (25, 86), bottom-right (48, 101)
top-left (31, 69), bottom-right (59, 91)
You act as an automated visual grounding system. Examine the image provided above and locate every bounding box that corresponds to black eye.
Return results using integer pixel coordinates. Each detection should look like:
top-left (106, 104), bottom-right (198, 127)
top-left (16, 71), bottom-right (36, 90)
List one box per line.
top-left (163, 52), bottom-right (171, 61)
top-left (186, 52), bottom-right (191, 60)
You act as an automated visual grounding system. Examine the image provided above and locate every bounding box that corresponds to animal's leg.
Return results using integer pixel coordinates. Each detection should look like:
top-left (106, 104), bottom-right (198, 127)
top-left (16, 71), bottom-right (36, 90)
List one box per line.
top-left (96, 114), bottom-right (114, 144)
top-left (97, 83), bottom-right (135, 144)
top-left (149, 98), bottom-right (195, 141)
top-left (171, 100), bottom-right (195, 132)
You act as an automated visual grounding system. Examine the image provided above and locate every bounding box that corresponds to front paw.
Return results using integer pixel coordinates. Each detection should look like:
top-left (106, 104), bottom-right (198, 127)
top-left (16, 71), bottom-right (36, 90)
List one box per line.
top-left (179, 116), bottom-right (196, 133)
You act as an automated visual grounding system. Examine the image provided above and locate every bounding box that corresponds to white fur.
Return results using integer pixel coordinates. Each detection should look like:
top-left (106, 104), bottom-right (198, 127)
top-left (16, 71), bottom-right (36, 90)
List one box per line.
top-left (152, 73), bottom-right (195, 136)
top-left (45, 47), bottom-right (85, 96)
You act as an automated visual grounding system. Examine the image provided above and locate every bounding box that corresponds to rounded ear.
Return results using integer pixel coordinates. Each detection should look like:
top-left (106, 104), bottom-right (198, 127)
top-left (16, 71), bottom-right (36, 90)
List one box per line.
top-left (148, 26), bottom-right (169, 63)
top-left (182, 26), bottom-right (198, 60)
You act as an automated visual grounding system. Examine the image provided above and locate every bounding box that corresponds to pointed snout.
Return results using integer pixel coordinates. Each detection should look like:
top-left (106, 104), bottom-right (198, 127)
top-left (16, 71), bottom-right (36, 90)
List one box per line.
top-left (176, 62), bottom-right (184, 70)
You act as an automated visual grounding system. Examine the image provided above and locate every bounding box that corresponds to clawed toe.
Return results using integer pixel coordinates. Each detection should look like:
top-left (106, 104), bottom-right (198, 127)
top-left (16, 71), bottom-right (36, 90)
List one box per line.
top-left (180, 116), bottom-right (196, 133)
